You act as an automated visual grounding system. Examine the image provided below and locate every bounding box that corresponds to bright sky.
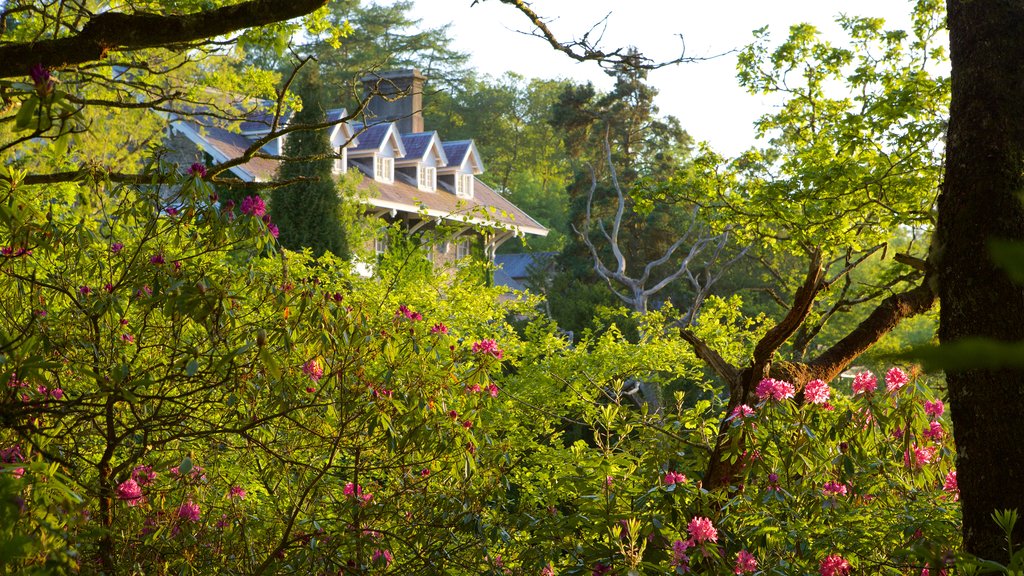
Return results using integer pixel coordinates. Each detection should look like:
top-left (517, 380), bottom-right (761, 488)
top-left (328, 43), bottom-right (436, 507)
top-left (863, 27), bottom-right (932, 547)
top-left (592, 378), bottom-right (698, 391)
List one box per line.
top-left (410, 0), bottom-right (930, 156)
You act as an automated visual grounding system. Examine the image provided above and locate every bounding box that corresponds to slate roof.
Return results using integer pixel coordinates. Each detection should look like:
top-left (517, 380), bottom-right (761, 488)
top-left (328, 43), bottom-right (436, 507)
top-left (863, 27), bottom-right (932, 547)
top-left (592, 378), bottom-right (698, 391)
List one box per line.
top-left (350, 123), bottom-right (391, 152)
top-left (400, 131), bottom-right (440, 162)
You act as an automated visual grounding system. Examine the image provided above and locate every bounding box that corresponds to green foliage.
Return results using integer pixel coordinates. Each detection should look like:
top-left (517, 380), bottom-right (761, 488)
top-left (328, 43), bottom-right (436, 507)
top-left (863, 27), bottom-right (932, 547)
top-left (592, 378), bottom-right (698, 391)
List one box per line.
top-left (271, 65), bottom-right (349, 258)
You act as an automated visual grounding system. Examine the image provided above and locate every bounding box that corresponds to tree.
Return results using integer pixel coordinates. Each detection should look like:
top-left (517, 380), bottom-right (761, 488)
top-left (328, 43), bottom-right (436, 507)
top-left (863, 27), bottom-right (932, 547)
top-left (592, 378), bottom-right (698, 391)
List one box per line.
top-left (271, 65), bottom-right (349, 258)
top-left (938, 0), bottom-right (1024, 558)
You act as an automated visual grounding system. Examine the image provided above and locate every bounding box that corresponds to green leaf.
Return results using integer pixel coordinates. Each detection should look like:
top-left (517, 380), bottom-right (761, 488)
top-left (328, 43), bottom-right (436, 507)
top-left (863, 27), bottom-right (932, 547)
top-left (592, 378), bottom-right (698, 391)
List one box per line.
top-left (14, 97), bottom-right (39, 131)
top-left (990, 239), bottom-right (1024, 283)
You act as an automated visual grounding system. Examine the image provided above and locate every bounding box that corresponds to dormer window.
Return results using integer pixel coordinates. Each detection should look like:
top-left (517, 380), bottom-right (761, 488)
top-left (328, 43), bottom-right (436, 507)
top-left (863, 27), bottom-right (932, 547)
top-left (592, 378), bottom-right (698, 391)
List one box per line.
top-left (375, 156), bottom-right (394, 183)
top-left (333, 146), bottom-right (347, 175)
top-left (456, 173), bottom-right (474, 199)
top-left (418, 165), bottom-right (436, 192)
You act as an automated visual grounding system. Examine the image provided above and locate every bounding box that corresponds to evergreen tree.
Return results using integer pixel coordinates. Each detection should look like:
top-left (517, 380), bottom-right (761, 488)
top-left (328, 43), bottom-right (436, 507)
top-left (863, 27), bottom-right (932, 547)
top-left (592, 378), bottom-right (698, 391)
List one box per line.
top-left (272, 66), bottom-right (348, 258)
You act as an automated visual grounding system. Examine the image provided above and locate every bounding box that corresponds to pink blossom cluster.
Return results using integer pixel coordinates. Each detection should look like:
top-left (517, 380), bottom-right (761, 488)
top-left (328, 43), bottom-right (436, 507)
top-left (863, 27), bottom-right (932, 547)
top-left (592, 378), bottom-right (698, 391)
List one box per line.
top-left (229, 485), bottom-right (246, 500)
top-left (885, 367), bottom-right (909, 393)
top-left (344, 482), bottom-right (373, 505)
top-left (904, 444), bottom-right (938, 469)
top-left (430, 323), bottom-right (448, 334)
top-left (669, 538), bottom-right (691, 570)
top-left (664, 471), bottom-right (687, 485)
top-left (730, 404), bottom-right (756, 420)
top-left (924, 399), bottom-right (944, 419)
top-left (1, 445), bottom-right (25, 479)
top-left (116, 478), bottom-right (145, 506)
top-left (851, 371), bottom-right (877, 395)
top-left (804, 379), bottom-right (831, 405)
top-left (943, 470), bottom-right (959, 500)
top-left (302, 359), bottom-right (324, 382)
top-left (131, 465), bottom-right (157, 486)
top-left (240, 195), bottom-right (266, 218)
top-left (371, 548), bottom-right (393, 566)
top-left (396, 304), bottom-right (422, 321)
top-left (756, 378), bottom-right (795, 402)
top-left (734, 550), bottom-right (758, 574)
top-left (687, 516), bottom-right (718, 543)
top-left (0, 246), bottom-right (32, 257)
top-left (822, 481), bottom-right (848, 497)
top-left (820, 554), bottom-right (851, 576)
top-left (923, 421), bottom-right (944, 441)
top-left (472, 338), bottom-right (504, 359)
top-left (178, 500), bottom-right (201, 522)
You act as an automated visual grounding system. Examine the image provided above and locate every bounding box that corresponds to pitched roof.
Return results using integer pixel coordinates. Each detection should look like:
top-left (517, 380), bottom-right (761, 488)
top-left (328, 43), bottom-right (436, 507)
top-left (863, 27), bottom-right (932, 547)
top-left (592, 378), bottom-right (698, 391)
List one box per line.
top-left (174, 120), bottom-right (278, 181)
top-left (350, 160), bottom-right (547, 236)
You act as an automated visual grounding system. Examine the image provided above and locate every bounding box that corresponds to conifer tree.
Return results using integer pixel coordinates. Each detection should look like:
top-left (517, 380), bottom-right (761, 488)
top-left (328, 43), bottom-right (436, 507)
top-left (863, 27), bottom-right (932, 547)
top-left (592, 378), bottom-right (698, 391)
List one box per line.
top-left (272, 66), bottom-right (348, 258)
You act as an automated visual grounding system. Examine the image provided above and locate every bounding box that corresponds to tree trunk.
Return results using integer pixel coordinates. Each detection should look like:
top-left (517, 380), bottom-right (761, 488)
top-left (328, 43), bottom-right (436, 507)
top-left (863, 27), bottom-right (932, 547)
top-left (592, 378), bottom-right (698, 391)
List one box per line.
top-left (940, 0), bottom-right (1024, 559)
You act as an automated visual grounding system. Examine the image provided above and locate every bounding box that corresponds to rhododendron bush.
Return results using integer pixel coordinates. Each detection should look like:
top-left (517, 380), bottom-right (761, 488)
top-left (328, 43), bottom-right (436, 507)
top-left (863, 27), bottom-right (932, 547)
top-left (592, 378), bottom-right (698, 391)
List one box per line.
top-left (0, 174), bottom-right (960, 574)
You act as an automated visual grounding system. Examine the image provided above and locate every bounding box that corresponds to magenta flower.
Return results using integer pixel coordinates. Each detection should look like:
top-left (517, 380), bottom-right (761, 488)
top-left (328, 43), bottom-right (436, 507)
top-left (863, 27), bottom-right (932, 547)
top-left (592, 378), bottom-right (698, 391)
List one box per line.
top-left (131, 465), bottom-right (157, 486)
top-left (371, 549), bottom-right (393, 566)
top-left (822, 481), bottom-right (848, 497)
top-left (885, 367), bottom-right (909, 393)
top-left (923, 420), bottom-right (944, 441)
top-left (664, 471), bottom-right (687, 485)
top-left (29, 64), bottom-right (54, 95)
top-left (804, 379), bottom-right (831, 405)
top-left (471, 338), bottom-right (504, 359)
top-left (851, 371), bottom-right (877, 395)
top-left (487, 383), bottom-right (499, 398)
top-left (149, 253), bottom-right (165, 265)
top-left (730, 404), bottom-right (756, 420)
top-left (116, 479), bottom-right (145, 506)
top-left (541, 564), bottom-right (555, 576)
top-left (229, 485), bottom-right (246, 500)
top-left (670, 538), bottom-right (691, 570)
top-left (687, 516), bottom-right (718, 543)
top-left (302, 359), bottom-right (323, 382)
top-left (734, 549), bottom-right (758, 574)
top-left (78, 286), bottom-right (92, 295)
top-left (756, 378), bottom-right (795, 402)
top-left (819, 554), bottom-right (851, 576)
top-left (904, 444), bottom-right (938, 469)
top-left (177, 501), bottom-right (201, 522)
top-left (396, 304), bottom-right (422, 321)
top-left (186, 163), bottom-right (207, 178)
top-left (430, 323), bottom-right (449, 335)
top-left (110, 242), bottom-right (123, 254)
top-left (924, 399), bottom-right (945, 419)
top-left (267, 222), bottom-right (279, 238)
top-left (943, 470), bottom-right (959, 500)
top-left (240, 195), bottom-right (266, 217)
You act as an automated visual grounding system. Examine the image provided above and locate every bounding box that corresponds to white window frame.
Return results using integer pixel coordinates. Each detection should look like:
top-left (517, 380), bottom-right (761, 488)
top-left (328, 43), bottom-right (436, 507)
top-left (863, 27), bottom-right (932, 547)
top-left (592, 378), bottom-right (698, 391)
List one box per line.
top-left (456, 239), bottom-right (472, 260)
top-left (455, 173), bottom-right (474, 198)
top-left (374, 156), bottom-right (394, 183)
top-left (375, 233), bottom-right (390, 256)
top-left (333, 146), bottom-right (347, 175)
top-left (418, 165), bottom-right (436, 192)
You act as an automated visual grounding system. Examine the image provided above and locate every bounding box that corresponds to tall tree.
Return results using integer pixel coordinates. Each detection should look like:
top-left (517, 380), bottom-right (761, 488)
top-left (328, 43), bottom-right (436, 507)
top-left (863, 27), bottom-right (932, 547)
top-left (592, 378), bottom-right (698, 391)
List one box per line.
top-left (939, 0), bottom-right (1024, 559)
top-left (272, 65), bottom-right (349, 258)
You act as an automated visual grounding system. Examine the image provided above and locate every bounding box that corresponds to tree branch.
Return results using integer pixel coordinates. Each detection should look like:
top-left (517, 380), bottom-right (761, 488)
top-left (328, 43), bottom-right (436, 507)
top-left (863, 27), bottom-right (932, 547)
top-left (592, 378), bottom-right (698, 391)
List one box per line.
top-left (0, 0), bottom-right (329, 78)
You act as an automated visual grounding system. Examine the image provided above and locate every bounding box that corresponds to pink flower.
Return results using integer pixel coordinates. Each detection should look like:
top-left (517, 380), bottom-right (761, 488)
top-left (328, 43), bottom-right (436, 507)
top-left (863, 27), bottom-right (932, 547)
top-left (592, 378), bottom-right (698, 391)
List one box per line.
top-left (186, 163), bottom-right (207, 178)
top-left (240, 195), bottom-right (266, 217)
top-left (541, 564), bottom-right (555, 576)
top-left (267, 222), bottom-right (279, 238)
top-left (488, 383), bottom-right (499, 398)
top-left (229, 485), bottom-right (246, 500)
top-left (462, 420), bottom-right (473, 429)
top-left (111, 242), bottom-right (124, 253)
top-left (664, 471), bottom-right (687, 485)
top-left (734, 549), bottom-right (758, 574)
top-left (730, 404), bottom-right (756, 420)
top-left (430, 323), bottom-right (448, 334)
top-left (302, 359), bottom-right (323, 382)
top-left (472, 338), bottom-right (504, 359)
top-left (885, 367), bottom-right (909, 393)
top-left (670, 538), bottom-right (692, 569)
top-left (756, 378), bottom-right (795, 402)
top-left (78, 286), bottom-right (92, 295)
top-left (396, 304), bottom-right (422, 321)
top-left (117, 479), bottom-right (145, 506)
top-left (904, 444), bottom-right (938, 469)
top-left (687, 516), bottom-right (718, 543)
top-left (822, 481), bottom-right (848, 497)
top-left (923, 421), bottom-right (944, 441)
top-left (177, 501), bottom-right (201, 522)
top-left (131, 465), bottom-right (157, 486)
top-left (149, 253), bottom-right (165, 265)
top-left (804, 379), bottom-right (831, 405)
top-left (820, 554), bottom-right (851, 576)
top-left (943, 470), bottom-right (958, 500)
top-left (851, 371), bottom-right (877, 395)
top-left (372, 549), bottom-right (393, 566)
top-left (925, 399), bottom-right (945, 419)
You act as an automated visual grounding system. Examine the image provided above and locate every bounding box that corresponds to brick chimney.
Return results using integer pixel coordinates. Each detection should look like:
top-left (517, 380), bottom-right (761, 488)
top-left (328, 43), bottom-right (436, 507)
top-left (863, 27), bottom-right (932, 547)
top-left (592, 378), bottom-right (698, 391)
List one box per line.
top-left (360, 69), bottom-right (426, 134)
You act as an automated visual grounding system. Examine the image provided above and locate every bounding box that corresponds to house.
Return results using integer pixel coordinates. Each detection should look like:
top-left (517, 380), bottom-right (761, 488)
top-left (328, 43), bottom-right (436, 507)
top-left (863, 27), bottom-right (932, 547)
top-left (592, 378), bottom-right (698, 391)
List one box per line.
top-left (165, 69), bottom-right (547, 270)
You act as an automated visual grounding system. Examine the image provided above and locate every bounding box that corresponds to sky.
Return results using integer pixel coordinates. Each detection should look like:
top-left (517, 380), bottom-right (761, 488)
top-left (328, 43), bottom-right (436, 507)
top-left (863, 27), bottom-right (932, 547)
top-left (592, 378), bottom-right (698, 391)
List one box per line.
top-left (409, 0), bottom-right (931, 156)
